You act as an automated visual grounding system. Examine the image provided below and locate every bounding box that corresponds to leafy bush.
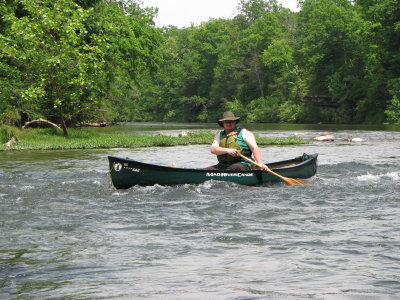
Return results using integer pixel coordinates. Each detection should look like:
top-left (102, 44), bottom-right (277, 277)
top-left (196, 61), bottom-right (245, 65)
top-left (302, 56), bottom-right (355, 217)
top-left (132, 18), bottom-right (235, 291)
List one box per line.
top-left (278, 101), bottom-right (302, 122)
top-left (385, 79), bottom-right (400, 124)
top-left (247, 96), bottom-right (280, 123)
top-left (0, 108), bottom-right (21, 126)
top-left (0, 125), bottom-right (10, 143)
top-left (224, 99), bottom-right (247, 121)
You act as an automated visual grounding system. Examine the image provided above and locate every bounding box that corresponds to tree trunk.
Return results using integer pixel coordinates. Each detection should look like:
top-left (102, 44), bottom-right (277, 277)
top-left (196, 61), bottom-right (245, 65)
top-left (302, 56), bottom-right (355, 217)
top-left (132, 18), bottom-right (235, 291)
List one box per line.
top-left (59, 106), bottom-right (68, 136)
top-left (253, 54), bottom-right (264, 98)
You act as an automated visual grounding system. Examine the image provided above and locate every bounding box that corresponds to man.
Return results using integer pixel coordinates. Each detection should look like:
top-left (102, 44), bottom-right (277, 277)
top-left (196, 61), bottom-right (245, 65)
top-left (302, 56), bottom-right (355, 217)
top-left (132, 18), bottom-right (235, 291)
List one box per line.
top-left (206, 111), bottom-right (270, 171)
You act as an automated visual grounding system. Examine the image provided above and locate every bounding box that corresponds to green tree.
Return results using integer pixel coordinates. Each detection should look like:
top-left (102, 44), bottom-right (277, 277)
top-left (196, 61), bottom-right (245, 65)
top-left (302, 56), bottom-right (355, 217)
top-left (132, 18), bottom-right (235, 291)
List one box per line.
top-left (355, 0), bottom-right (400, 123)
top-left (238, 0), bottom-right (280, 23)
top-left (297, 0), bottom-right (371, 122)
top-left (0, 0), bottom-right (162, 131)
top-left (211, 1), bottom-right (295, 122)
top-left (213, 5), bottom-right (285, 100)
top-left (1, 0), bottom-right (105, 134)
top-left (385, 78), bottom-right (400, 124)
top-left (261, 39), bottom-right (306, 122)
top-left (139, 20), bottom-right (231, 122)
top-left (86, 0), bottom-right (162, 122)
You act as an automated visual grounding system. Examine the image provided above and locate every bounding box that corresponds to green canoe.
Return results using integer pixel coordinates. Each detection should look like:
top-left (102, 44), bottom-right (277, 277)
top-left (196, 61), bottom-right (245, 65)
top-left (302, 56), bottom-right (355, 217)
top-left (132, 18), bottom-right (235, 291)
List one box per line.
top-left (108, 153), bottom-right (318, 189)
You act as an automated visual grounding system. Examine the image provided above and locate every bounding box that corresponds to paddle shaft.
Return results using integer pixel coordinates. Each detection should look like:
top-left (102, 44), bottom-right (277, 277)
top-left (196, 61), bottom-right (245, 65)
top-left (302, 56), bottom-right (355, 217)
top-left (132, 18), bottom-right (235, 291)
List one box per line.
top-left (237, 153), bottom-right (307, 185)
top-left (237, 153), bottom-right (285, 180)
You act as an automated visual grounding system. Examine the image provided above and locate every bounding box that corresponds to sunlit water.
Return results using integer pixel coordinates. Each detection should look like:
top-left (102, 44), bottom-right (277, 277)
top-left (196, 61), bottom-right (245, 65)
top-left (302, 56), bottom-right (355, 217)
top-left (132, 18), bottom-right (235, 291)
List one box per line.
top-left (1, 127), bottom-right (399, 299)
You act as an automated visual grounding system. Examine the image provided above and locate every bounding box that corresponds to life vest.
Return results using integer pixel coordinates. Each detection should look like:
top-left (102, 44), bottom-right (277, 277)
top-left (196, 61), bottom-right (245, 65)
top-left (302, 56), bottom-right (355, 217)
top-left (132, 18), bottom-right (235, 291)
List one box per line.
top-left (217, 128), bottom-right (252, 164)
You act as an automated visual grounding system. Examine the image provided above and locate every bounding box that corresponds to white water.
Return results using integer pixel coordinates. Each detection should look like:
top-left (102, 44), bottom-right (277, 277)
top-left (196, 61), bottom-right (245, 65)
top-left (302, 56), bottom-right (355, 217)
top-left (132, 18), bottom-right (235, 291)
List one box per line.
top-left (1, 128), bottom-right (400, 299)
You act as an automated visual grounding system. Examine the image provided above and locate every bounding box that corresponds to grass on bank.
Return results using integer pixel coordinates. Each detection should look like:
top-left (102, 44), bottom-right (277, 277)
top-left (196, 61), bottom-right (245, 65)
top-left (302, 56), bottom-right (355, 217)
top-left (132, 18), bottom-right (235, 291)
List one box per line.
top-left (0, 125), bottom-right (307, 151)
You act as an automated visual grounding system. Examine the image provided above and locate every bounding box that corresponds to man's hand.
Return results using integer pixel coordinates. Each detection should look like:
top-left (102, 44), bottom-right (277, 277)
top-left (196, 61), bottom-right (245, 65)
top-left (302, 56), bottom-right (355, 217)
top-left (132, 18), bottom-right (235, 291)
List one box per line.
top-left (227, 148), bottom-right (238, 157)
top-left (259, 163), bottom-right (270, 171)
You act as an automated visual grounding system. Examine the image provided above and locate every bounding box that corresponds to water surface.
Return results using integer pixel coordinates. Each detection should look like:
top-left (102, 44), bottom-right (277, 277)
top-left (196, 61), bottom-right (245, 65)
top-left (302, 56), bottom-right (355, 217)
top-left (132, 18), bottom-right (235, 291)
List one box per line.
top-left (1, 125), bottom-right (399, 299)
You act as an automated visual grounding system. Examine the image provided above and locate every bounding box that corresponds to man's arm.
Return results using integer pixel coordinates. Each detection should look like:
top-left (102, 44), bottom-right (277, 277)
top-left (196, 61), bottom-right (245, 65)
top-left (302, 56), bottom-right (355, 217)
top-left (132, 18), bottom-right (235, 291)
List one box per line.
top-left (242, 129), bottom-right (270, 170)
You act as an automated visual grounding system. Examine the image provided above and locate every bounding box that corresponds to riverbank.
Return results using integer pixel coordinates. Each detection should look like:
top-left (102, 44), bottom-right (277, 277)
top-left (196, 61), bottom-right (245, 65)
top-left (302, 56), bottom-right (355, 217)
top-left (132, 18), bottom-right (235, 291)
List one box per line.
top-left (0, 126), bottom-right (307, 151)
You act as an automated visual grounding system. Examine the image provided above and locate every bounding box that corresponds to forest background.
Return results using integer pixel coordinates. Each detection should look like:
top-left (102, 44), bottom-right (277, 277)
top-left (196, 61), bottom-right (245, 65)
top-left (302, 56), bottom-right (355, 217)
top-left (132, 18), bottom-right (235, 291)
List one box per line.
top-left (1, 0), bottom-right (400, 136)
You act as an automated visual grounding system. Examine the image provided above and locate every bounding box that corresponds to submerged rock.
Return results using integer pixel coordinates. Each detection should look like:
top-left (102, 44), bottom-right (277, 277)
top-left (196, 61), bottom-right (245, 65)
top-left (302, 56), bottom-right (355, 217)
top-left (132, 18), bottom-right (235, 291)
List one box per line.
top-left (313, 134), bottom-right (335, 141)
top-left (179, 130), bottom-right (190, 137)
top-left (347, 137), bottom-right (364, 142)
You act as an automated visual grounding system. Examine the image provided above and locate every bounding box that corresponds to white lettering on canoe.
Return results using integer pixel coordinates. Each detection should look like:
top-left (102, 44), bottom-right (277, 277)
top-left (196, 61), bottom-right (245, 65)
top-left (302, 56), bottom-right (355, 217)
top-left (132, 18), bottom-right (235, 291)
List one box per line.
top-left (206, 172), bottom-right (253, 177)
top-left (126, 167), bottom-right (140, 173)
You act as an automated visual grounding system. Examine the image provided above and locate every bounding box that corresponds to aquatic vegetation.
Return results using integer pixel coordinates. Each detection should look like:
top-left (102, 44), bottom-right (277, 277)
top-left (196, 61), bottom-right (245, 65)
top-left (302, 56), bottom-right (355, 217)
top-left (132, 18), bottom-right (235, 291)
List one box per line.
top-left (0, 127), bottom-right (307, 151)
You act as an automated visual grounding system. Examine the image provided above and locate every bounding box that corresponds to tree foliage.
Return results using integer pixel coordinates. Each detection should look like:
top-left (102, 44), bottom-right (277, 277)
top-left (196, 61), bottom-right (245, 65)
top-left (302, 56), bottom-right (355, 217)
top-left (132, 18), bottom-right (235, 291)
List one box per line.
top-left (0, 0), bottom-right (161, 134)
top-left (1, 0), bottom-right (400, 127)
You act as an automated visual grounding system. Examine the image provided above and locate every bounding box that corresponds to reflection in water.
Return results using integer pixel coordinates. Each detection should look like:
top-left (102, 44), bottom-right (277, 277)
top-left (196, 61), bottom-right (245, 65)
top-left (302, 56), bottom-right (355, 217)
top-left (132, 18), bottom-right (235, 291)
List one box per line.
top-left (0, 126), bottom-right (400, 298)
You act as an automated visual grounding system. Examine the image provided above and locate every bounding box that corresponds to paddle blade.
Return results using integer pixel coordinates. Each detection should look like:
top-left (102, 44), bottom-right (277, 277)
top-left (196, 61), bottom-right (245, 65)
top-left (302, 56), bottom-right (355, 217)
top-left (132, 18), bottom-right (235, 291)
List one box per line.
top-left (283, 177), bottom-right (308, 186)
top-left (267, 169), bottom-right (308, 186)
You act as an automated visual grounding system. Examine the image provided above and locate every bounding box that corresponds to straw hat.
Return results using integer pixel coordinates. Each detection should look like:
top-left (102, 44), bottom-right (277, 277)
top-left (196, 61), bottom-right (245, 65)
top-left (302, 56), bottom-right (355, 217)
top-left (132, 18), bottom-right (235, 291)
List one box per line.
top-left (217, 111), bottom-right (240, 127)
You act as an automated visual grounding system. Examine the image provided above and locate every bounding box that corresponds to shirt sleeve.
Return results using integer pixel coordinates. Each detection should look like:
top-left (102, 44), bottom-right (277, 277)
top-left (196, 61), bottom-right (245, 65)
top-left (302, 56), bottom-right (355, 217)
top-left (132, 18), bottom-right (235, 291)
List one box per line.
top-left (211, 132), bottom-right (220, 147)
top-left (242, 129), bottom-right (258, 151)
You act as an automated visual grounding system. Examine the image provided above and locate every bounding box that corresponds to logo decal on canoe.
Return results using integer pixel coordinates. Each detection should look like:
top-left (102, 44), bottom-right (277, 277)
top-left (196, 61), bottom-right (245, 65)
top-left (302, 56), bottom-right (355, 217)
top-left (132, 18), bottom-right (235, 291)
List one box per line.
top-left (114, 163), bottom-right (122, 171)
top-left (206, 172), bottom-right (253, 177)
top-left (114, 163), bottom-right (140, 173)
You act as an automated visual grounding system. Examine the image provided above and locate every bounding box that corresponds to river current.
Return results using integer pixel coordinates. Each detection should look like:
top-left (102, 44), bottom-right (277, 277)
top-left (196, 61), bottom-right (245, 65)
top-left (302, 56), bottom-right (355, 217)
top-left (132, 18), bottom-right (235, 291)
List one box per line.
top-left (1, 125), bottom-right (399, 299)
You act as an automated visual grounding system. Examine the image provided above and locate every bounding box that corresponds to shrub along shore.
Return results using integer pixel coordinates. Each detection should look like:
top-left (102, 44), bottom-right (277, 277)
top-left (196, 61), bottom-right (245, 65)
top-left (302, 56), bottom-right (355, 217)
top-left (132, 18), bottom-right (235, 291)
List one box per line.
top-left (0, 126), bottom-right (307, 151)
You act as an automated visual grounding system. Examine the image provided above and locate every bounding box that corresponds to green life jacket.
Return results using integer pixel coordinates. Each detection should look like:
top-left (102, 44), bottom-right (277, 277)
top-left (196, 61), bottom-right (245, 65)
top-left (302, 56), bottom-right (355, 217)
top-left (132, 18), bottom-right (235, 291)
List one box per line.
top-left (217, 128), bottom-right (252, 165)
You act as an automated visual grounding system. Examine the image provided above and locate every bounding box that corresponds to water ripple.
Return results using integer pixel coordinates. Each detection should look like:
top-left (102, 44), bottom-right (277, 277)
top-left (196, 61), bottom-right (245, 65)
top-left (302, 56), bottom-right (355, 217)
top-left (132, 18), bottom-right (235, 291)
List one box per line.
top-left (1, 137), bottom-right (400, 299)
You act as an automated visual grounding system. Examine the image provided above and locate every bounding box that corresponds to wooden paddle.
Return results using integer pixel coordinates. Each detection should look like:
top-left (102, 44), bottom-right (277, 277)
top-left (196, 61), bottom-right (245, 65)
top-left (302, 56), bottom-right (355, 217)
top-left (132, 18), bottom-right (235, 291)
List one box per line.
top-left (238, 153), bottom-right (307, 186)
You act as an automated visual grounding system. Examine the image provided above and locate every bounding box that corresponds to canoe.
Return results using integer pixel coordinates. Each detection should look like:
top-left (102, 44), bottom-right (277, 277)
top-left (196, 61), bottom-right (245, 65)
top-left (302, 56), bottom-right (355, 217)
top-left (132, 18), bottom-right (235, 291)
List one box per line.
top-left (108, 153), bottom-right (318, 189)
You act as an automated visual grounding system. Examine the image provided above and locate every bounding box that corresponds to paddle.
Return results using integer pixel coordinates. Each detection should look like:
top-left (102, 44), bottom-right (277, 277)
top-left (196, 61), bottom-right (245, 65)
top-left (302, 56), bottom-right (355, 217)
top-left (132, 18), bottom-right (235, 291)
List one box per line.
top-left (237, 153), bottom-right (308, 186)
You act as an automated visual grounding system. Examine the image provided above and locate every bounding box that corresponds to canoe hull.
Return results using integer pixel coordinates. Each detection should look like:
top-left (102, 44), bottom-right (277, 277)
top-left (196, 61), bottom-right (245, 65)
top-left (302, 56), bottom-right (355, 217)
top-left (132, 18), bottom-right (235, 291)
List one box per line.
top-left (108, 153), bottom-right (317, 189)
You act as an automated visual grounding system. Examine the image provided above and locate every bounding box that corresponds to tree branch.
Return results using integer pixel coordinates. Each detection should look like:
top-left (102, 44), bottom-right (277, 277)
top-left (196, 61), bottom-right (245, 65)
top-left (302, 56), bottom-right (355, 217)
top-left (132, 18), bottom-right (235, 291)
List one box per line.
top-left (4, 133), bottom-right (20, 147)
top-left (22, 118), bottom-right (61, 129)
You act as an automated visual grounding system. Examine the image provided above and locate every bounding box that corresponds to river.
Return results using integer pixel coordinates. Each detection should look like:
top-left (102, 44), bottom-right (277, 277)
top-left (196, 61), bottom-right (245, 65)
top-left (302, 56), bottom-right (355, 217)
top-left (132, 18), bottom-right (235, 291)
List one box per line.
top-left (1, 123), bottom-right (399, 299)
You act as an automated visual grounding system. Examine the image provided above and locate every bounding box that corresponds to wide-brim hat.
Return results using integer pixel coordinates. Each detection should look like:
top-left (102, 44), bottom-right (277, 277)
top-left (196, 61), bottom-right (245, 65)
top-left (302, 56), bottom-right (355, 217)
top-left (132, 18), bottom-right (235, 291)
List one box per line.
top-left (217, 111), bottom-right (240, 127)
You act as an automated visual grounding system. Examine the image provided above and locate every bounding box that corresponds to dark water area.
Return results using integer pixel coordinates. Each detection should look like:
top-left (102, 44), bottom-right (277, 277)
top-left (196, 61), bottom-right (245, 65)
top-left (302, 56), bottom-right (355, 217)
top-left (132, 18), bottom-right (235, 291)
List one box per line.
top-left (1, 124), bottom-right (399, 299)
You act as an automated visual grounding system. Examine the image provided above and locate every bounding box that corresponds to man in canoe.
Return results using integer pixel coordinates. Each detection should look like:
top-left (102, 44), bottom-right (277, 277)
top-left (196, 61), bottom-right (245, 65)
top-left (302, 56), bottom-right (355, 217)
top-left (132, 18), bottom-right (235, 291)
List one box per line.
top-left (206, 111), bottom-right (270, 171)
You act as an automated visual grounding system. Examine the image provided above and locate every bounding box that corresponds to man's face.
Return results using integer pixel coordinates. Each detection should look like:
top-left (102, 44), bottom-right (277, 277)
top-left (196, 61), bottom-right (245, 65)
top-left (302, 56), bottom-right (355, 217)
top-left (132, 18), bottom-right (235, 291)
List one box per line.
top-left (222, 120), bottom-right (236, 132)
